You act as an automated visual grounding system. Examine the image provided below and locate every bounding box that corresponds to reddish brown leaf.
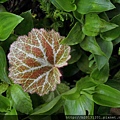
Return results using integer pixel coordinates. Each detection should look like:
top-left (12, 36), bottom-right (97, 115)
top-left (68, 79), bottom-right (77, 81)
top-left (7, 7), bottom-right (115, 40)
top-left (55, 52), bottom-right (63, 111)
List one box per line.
top-left (8, 28), bottom-right (70, 96)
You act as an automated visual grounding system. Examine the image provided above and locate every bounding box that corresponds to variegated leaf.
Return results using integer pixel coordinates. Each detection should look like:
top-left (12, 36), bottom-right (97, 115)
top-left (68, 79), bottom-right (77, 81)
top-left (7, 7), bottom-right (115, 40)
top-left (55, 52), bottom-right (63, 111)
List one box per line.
top-left (8, 28), bottom-right (70, 96)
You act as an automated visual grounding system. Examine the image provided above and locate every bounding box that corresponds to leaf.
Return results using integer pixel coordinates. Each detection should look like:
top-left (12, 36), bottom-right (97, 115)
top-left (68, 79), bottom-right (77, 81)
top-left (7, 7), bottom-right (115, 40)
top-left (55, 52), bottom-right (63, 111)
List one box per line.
top-left (77, 53), bottom-right (94, 74)
top-left (0, 95), bottom-right (11, 112)
top-left (61, 22), bottom-right (85, 45)
top-left (0, 12), bottom-right (23, 41)
top-left (90, 63), bottom-right (109, 84)
top-left (50, 0), bottom-right (76, 12)
top-left (0, 83), bottom-right (8, 94)
top-left (93, 84), bottom-right (120, 107)
top-left (64, 94), bottom-right (94, 115)
top-left (100, 14), bottom-right (120, 41)
top-left (80, 36), bottom-right (105, 56)
top-left (8, 28), bottom-right (70, 96)
top-left (31, 95), bottom-right (61, 115)
top-left (0, 0), bottom-right (8, 3)
top-left (94, 39), bottom-right (113, 70)
top-left (15, 10), bottom-right (33, 35)
top-left (0, 46), bottom-right (11, 84)
top-left (68, 45), bottom-right (82, 64)
top-left (76, 0), bottom-right (115, 14)
top-left (7, 84), bottom-right (33, 114)
top-left (4, 109), bottom-right (18, 120)
top-left (82, 13), bottom-right (118, 37)
top-left (82, 13), bottom-right (101, 36)
top-left (0, 4), bottom-right (6, 12)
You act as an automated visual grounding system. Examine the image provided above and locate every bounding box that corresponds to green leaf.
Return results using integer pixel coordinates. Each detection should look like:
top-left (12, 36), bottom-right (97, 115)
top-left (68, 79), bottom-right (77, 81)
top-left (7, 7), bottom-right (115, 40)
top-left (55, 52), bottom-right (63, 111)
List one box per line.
top-left (0, 95), bottom-right (10, 112)
top-left (4, 109), bottom-right (18, 120)
top-left (82, 13), bottom-right (101, 36)
top-left (76, 76), bottom-right (96, 92)
top-left (80, 36), bottom-right (105, 56)
top-left (50, 0), bottom-right (76, 12)
top-left (15, 10), bottom-right (33, 35)
top-left (94, 39), bottom-right (113, 70)
top-left (100, 14), bottom-right (120, 41)
top-left (0, 12), bottom-right (23, 41)
top-left (0, 83), bottom-right (8, 94)
top-left (77, 53), bottom-right (94, 74)
top-left (100, 19), bottom-right (118, 33)
top-left (93, 84), bottom-right (120, 107)
top-left (64, 94), bottom-right (94, 115)
top-left (31, 95), bottom-right (61, 115)
top-left (62, 63), bottom-right (79, 77)
top-left (90, 63), bottom-right (109, 84)
top-left (68, 45), bottom-right (82, 64)
top-left (0, 0), bottom-right (8, 3)
top-left (56, 83), bottom-right (70, 94)
top-left (0, 4), bottom-right (6, 12)
top-left (61, 22), bottom-right (85, 45)
top-left (0, 47), bottom-right (11, 84)
top-left (7, 84), bottom-right (33, 114)
top-left (76, 0), bottom-right (115, 14)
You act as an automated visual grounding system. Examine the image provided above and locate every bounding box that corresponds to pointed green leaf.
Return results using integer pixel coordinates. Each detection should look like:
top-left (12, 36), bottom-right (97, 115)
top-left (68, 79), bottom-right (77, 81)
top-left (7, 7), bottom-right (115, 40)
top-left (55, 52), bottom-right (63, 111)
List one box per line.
top-left (80, 36), bottom-right (105, 56)
top-left (64, 94), bottom-right (94, 115)
top-left (0, 95), bottom-right (11, 112)
top-left (31, 95), bottom-right (61, 115)
top-left (7, 84), bottom-right (33, 114)
top-left (90, 63), bottom-right (109, 84)
top-left (76, 0), bottom-right (115, 14)
top-left (61, 22), bottom-right (85, 45)
top-left (100, 14), bottom-right (120, 41)
top-left (0, 12), bottom-right (23, 41)
top-left (0, 47), bottom-right (11, 84)
top-left (94, 39), bottom-right (113, 70)
top-left (15, 10), bottom-right (33, 35)
top-left (93, 84), bottom-right (120, 107)
top-left (50, 0), bottom-right (76, 12)
top-left (0, 0), bottom-right (8, 3)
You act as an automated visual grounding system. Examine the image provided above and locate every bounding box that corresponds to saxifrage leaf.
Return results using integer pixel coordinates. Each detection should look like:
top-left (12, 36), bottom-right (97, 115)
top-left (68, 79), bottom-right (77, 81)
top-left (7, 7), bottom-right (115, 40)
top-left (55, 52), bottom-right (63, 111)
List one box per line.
top-left (8, 28), bottom-right (70, 96)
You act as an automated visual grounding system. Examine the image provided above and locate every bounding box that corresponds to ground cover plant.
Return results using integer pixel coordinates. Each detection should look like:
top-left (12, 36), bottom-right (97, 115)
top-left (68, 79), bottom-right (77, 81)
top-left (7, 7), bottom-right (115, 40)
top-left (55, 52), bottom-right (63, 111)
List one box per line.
top-left (0, 0), bottom-right (120, 120)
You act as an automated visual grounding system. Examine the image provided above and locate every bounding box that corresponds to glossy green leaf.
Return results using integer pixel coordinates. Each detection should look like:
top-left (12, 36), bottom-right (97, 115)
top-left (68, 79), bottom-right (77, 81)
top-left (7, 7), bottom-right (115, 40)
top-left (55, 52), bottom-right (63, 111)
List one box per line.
top-left (68, 45), bottom-right (82, 64)
top-left (100, 19), bottom-right (118, 33)
top-left (31, 95), bottom-right (61, 115)
top-left (93, 84), bottom-right (120, 107)
top-left (50, 0), bottom-right (76, 12)
top-left (80, 36), bottom-right (105, 56)
top-left (82, 13), bottom-right (101, 36)
top-left (94, 39), bottom-right (113, 70)
top-left (100, 14), bottom-right (120, 41)
top-left (90, 63), bottom-right (109, 84)
top-left (0, 47), bottom-right (11, 84)
top-left (76, 0), bottom-right (115, 14)
top-left (76, 76), bottom-right (96, 92)
top-left (64, 94), bottom-right (94, 115)
top-left (4, 109), bottom-right (18, 120)
top-left (61, 22), bottom-right (85, 45)
top-left (77, 54), bottom-right (94, 74)
top-left (15, 10), bottom-right (33, 35)
top-left (0, 12), bottom-right (23, 41)
top-left (0, 95), bottom-right (10, 112)
top-left (7, 84), bottom-right (33, 114)
top-left (0, 83), bottom-right (8, 94)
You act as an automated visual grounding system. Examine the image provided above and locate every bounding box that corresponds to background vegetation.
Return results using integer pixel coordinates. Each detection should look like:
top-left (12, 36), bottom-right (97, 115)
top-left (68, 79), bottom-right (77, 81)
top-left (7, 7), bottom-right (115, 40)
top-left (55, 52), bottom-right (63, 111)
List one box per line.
top-left (0, 0), bottom-right (120, 120)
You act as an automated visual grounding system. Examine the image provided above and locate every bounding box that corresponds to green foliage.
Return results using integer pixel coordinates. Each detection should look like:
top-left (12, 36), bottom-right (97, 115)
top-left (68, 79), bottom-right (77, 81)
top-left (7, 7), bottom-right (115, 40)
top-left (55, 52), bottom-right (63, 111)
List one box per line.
top-left (0, 0), bottom-right (120, 119)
